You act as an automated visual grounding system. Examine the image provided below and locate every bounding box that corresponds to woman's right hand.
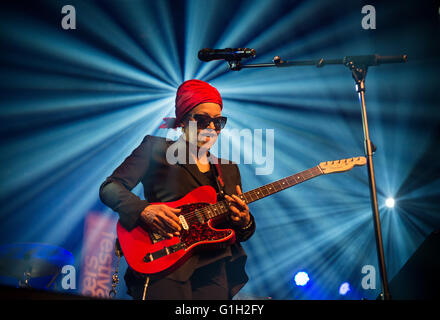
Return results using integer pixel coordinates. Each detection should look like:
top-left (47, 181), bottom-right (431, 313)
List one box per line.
top-left (140, 204), bottom-right (182, 238)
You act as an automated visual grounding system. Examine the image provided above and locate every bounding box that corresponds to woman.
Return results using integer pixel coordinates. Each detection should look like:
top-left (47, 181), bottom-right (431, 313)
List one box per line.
top-left (99, 79), bottom-right (255, 300)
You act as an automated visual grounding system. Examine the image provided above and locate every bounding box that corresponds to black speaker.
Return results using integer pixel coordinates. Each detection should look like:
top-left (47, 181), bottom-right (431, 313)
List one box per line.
top-left (388, 229), bottom-right (440, 299)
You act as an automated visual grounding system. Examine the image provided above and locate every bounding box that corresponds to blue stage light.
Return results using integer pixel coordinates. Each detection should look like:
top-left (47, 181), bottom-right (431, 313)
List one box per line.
top-left (294, 271), bottom-right (310, 286)
top-left (386, 198), bottom-right (395, 208)
top-left (339, 282), bottom-right (351, 295)
top-left (0, 0), bottom-right (438, 301)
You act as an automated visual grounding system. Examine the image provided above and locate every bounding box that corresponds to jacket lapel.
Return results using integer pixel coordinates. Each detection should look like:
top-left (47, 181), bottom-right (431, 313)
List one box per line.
top-left (172, 135), bottom-right (230, 190)
top-left (178, 163), bottom-right (208, 186)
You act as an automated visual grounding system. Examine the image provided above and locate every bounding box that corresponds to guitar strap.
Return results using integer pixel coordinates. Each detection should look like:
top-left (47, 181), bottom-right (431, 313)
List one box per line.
top-left (209, 155), bottom-right (226, 199)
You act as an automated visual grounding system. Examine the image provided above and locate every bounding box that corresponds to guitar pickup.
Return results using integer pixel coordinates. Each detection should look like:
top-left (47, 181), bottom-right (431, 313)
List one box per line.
top-left (179, 215), bottom-right (189, 230)
top-left (143, 243), bottom-right (186, 262)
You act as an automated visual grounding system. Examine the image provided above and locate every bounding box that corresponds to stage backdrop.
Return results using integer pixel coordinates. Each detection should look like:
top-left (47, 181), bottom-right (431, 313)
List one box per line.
top-left (0, 0), bottom-right (439, 299)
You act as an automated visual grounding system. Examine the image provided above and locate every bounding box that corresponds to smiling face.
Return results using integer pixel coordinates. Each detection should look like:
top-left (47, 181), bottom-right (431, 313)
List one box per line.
top-left (181, 102), bottom-right (222, 149)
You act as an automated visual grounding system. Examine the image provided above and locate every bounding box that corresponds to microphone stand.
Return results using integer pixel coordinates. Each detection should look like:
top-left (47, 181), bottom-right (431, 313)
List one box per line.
top-left (227, 54), bottom-right (407, 300)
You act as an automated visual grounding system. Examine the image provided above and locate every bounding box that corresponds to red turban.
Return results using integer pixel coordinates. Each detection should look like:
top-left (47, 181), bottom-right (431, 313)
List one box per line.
top-left (159, 79), bottom-right (223, 129)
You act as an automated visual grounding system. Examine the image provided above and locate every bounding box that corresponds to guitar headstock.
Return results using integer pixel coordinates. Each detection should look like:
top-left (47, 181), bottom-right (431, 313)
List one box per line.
top-left (319, 156), bottom-right (366, 174)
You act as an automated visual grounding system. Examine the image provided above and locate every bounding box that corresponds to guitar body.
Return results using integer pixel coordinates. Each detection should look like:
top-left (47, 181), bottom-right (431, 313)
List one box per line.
top-left (116, 185), bottom-right (236, 276)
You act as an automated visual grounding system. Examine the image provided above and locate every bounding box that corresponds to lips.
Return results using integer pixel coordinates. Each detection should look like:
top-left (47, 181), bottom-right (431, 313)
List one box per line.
top-left (198, 129), bottom-right (217, 139)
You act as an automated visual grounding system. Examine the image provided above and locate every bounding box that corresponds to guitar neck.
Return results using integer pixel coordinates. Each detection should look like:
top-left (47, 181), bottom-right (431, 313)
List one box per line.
top-left (199, 166), bottom-right (323, 221)
top-left (242, 166), bottom-right (323, 204)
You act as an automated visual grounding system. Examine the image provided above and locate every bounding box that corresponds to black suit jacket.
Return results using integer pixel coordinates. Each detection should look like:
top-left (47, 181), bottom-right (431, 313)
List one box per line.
top-left (99, 135), bottom-right (255, 296)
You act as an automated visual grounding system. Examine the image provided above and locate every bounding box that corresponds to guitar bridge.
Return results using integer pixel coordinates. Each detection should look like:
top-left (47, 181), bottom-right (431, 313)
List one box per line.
top-left (145, 252), bottom-right (154, 262)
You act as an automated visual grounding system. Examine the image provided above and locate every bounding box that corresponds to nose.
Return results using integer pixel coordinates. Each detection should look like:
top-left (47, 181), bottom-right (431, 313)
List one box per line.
top-left (207, 120), bottom-right (216, 130)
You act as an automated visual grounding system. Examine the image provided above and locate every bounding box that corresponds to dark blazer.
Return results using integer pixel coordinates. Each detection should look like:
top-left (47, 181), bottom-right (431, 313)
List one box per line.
top-left (99, 135), bottom-right (255, 297)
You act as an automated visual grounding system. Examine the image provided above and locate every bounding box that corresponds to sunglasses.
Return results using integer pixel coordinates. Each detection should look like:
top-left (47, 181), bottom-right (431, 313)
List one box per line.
top-left (187, 114), bottom-right (227, 130)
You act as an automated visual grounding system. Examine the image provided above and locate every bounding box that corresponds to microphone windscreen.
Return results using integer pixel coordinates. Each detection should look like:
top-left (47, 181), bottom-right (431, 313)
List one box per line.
top-left (198, 48), bottom-right (212, 62)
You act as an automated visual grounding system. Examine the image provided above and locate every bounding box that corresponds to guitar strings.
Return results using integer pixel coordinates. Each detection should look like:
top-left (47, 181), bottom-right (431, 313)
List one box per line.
top-left (181, 167), bottom-right (322, 222)
top-left (182, 184), bottom-right (279, 222)
top-left (181, 169), bottom-right (320, 223)
top-left (177, 164), bottom-right (355, 224)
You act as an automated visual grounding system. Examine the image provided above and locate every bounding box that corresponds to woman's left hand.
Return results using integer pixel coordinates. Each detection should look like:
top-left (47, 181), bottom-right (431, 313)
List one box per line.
top-left (225, 185), bottom-right (250, 228)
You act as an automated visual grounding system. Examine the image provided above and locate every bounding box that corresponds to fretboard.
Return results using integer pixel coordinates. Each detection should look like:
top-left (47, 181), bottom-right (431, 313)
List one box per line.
top-left (197, 166), bottom-right (323, 222)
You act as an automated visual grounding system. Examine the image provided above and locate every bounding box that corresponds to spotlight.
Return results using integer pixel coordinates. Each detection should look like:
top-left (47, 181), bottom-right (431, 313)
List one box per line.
top-left (294, 271), bottom-right (310, 286)
top-left (339, 282), bottom-right (351, 295)
top-left (385, 197), bottom-right (395, 208)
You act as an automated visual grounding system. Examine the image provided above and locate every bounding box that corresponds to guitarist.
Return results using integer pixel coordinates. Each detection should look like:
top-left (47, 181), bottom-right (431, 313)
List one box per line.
top-left (99, 79), bottom-right (256, 300)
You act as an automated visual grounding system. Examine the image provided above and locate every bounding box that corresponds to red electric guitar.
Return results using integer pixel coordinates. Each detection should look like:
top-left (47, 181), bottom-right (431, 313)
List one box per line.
top-left (117, 156), bottom-right (366, 275)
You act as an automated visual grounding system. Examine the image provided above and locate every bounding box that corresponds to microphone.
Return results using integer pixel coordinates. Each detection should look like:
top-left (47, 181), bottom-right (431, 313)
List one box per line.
top-left (198, 48), bottom-right (256, 62)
